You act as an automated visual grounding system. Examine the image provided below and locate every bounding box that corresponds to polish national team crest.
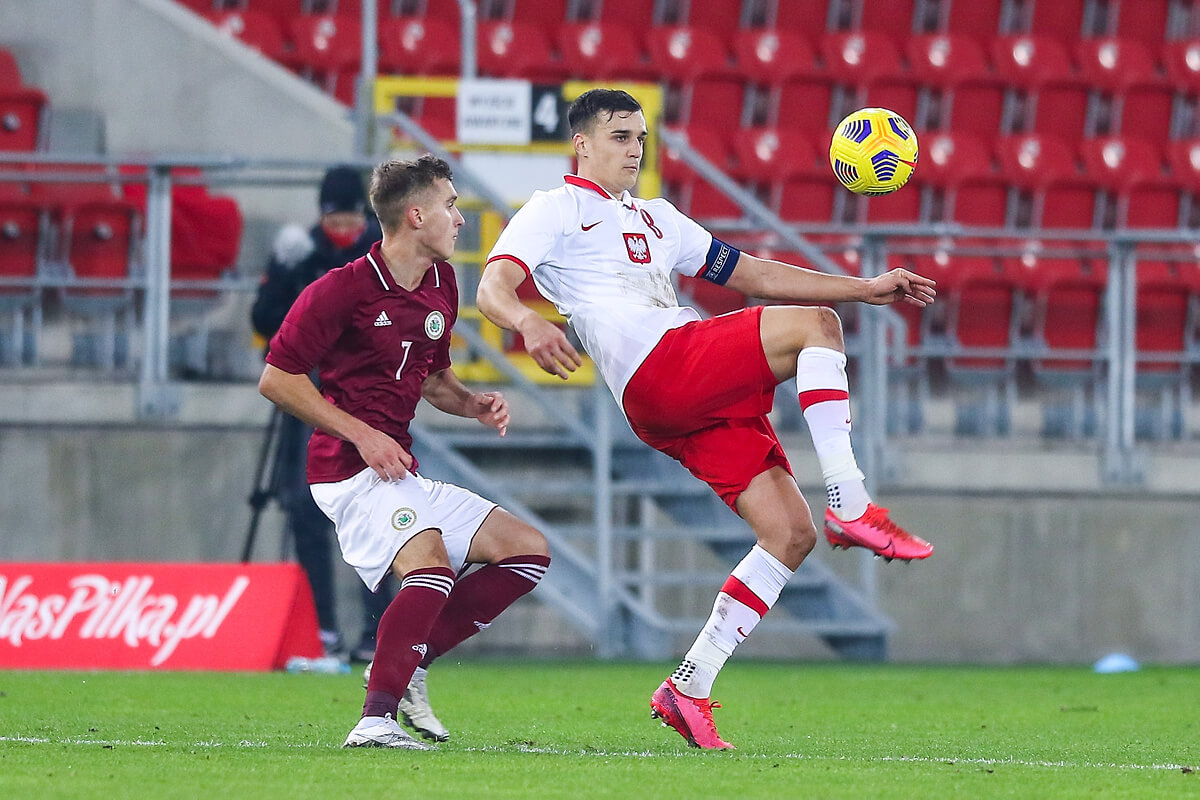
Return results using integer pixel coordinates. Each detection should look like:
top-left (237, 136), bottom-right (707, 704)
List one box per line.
top-left (424, 311), bottom-right (446, 340)
top-left (624, 232), bottom-right (651, 263)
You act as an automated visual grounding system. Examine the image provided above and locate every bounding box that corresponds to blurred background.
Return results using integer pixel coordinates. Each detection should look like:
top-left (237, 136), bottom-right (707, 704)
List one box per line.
top-left (1, 0), bottom-right (1198, 666)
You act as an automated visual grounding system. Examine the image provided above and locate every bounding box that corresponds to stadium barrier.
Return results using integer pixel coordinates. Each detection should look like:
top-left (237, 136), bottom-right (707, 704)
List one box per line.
top-left (0, 562), bottom-right (321, 670)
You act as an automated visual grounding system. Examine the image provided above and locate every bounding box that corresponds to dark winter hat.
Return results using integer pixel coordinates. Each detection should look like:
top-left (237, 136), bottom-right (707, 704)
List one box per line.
top-left (318, 165), bottom-right (367, 215)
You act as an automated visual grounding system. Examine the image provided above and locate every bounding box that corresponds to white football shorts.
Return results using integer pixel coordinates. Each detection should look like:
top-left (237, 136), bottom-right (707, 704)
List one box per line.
top-left (310, 467), bottom-right (498, 591)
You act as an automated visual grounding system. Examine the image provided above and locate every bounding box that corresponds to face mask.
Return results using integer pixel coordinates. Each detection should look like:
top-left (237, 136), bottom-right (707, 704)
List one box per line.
top-left (323, 221), bottom-right (366, 250)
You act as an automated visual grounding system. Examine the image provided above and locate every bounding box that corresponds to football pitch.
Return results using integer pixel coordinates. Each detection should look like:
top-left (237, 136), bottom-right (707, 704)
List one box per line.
top-left (1, 662), bottom-right (1196, 799)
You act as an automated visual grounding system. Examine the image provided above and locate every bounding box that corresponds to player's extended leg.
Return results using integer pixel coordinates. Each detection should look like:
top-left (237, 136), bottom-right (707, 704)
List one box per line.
top-left (652, 467), bottom-right (811, 750)
top-left (759, 306), bottom-right (933, 561)
top-left (344, 530), bottom-right (454, 750)
top-left (398, 509), bottom-right (550, 741)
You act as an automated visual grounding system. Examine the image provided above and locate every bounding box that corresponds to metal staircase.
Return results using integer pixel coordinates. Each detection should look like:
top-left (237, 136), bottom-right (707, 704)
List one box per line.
top-left (409, 326), bottom-right (893, 660)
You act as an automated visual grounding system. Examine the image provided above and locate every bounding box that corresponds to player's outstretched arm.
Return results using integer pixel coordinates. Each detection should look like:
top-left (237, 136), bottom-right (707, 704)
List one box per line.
top-left (477, 258), bottom-right (582, 380)
top-left (725, 254), bottom-right (936, 308)
top-left (422, 367), bottom-right (510, 437)
top-left (258, 364), bottom-right (414, 481)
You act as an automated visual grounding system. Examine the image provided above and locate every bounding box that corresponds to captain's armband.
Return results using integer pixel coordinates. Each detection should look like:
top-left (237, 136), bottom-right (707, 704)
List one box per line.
top-left (699, 238), bottom-right (741, 285)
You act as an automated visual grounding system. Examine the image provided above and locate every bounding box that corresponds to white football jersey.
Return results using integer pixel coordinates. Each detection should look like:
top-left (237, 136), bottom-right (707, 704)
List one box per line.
top-left (487, 175), bottom-right (716, 402)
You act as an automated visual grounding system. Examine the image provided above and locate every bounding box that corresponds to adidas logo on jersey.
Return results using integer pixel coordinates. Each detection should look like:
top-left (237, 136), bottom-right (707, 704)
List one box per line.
top-left (374, 311), bottom-right (392, 327)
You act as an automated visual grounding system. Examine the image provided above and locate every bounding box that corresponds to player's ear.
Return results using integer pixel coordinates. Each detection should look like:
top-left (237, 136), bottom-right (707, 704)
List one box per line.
top-left (407, 205), bottom-right (423, 227)
top-left (573, 132), bottom-right (587, 158)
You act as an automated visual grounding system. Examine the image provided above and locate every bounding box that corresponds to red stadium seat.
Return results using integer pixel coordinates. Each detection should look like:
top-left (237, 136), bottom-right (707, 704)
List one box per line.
top-left (1079, 136), bottom-right (1177, 228)
top-left (0, 49), bottom-right (47, 152)
top-left (660, 125), bottom-right (733, 182)
top-left (286, 14), bottom-right (362, 98)
top-left (1029, 0), bottom-right (1087, 44)
top-left (597, 0), bottom-right (656, 24)
top-left (379, 16), bottom-right (461, 75)
top-left (991, 35), bottom-right (1088, 137)
top-left (204, 10), bottom-right (287, 61)
top-left (917, 131), bottom-right (995, 188)
top-left (1023, 256), bottom-right (1108, 374)
top-left (944, 0), bottom-right (1003, 43)
top-left (1135, 261), bottom-right (1200, 378)
top-left (1075, 37), bottom-right (1160, 94)
top-left (915, 132), bottom-right (1004, 226)
top-left (777, 174), bottom-right (840, 224)
top-left (854, 0), bottom-right (917, 37)
top-left (507, 0), bottom-right (569, 23)
top-left (1075, 37), bottom-right (1166, 137)
top-left (730, 126), bottom-right (818, 183)
top-left (998, 134), bottom-right (1097, 229)
top-left (773, 0), bottom-right (834, 39)
top-left (1114, 0), bottom-right (1170, 50)
top-left (28, 166), bottom-right (139, 304)
top-left (685, 0), bottom-right (744, 36)
top-left (820, 31), bottom-right (916, 124)
top-left (775, 77), bottom-right (836, 133)
top-left (476, 21), bottom-right (568, 82)
top-left (1163, 38), bottom-right (1200, 93)
top-left (677, 77), bottom-right (745, 129)
top-left (819, 30), bottom-right (905, 88)
top-left (906, 33), bottom-right (991, 90)
top-left (942, 255), bottom-right (1024, 372)
top-left (0, 196), bottom-right (41, 301)
top-left (733, 29), bottom-right (817, 86)
top-left (557, 22), bottom-right (654, 81)
top-left (645, 25), bottom-right (735, 82)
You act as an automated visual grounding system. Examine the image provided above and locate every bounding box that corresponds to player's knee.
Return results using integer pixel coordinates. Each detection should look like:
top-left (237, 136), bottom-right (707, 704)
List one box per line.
top-left (392, 528), bottom-right (451, 576)
top-left (782, 520), bottom-right (817, 566)
top-left (808, 305), bottom-right (844, 347)
top-left (515, 524), bottom-right (551, 559)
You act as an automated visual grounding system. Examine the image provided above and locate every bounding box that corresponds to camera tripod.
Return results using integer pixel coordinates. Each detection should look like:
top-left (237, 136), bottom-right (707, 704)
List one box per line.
top-left (242, 406), bottom-right (288, 563)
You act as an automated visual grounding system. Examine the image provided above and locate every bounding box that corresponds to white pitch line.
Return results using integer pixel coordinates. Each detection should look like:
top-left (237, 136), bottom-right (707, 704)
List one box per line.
top-left (1, 736), bottom-right (1191, 772)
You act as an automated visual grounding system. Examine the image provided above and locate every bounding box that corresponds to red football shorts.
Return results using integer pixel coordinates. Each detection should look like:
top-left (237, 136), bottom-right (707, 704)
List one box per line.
top-left (622, 306), bottom-right (792, 511)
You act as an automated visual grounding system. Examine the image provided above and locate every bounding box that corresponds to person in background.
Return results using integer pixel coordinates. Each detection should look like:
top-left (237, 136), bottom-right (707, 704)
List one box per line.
top-left (251, 165), bottom-right (389, 662)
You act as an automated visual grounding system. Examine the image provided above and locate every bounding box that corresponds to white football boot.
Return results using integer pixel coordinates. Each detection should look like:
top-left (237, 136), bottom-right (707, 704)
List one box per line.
top-left (342, 713), bottom-right (434, 749)
top-left (397, 666), bottom-right (450, 742)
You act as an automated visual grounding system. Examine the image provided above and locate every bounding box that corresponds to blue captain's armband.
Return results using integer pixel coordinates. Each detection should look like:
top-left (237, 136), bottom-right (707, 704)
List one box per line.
top-left (701, 238), bottom-right (741, 285)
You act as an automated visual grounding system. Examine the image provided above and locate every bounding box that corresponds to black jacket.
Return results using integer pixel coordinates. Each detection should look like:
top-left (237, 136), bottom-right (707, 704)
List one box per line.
top-left (251, 217), bottom-right (383, 342)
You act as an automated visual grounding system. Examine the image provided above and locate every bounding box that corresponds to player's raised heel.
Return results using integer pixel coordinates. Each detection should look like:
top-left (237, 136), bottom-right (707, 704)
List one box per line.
top-left (823, 503), bottom-right (933, 561)
top-left (650, 679), bottom-right (734, 750)
top-left (397, 666), bottom-right (450, 742)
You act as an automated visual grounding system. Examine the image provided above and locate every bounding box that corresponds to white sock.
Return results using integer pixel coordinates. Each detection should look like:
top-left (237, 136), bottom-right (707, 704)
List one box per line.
top-left (797, 346), bottom-right (869, 520)
top-left (671, 545), bottom-right (794, 698)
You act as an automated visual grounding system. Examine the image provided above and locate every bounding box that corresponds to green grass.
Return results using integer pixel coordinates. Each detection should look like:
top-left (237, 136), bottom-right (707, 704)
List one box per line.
top-left (1, 662), bottom-right (1197, 798)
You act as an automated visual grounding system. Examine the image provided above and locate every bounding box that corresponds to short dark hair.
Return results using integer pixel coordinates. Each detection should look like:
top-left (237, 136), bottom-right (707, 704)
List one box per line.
top-left (368, 154), bottom-right (453, 230)
top-left (567, 89), bottom-right (642, 136)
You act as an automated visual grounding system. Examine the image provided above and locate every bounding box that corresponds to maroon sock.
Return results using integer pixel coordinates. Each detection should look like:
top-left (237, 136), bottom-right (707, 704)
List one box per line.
top-left (362, 566), bottom-right (455, 719)
top-left (420, 554), bottom-right (550, 668)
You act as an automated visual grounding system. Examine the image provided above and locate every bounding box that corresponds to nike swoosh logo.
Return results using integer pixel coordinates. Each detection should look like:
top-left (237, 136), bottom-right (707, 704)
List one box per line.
top-left (736, 626), bottom-right (750, 639)
top-left (581, 221), bottom-right (602, 231)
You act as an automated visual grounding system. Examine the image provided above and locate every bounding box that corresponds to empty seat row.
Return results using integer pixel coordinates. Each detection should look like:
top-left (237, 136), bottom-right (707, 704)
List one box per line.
top-left (662, 129), bottom-right (1200, 229)
top-left (0, 165), bottom-right (243, 292)
top-left (179, 0), bottom-right (1181, 50)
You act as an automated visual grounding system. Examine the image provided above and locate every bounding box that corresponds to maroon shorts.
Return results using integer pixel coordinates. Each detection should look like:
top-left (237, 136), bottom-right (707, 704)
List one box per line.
top-left (622, 306), bottom-right (792, 511)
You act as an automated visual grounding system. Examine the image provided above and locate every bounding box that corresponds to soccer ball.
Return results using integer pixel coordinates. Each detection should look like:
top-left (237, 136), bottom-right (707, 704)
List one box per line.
top-left (828, 107), bottom-right (918, 196)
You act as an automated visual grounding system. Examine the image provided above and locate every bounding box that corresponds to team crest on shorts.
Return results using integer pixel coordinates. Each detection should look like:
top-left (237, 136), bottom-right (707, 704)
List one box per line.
top-left (392, 507), bottom-right (417, 531)
top-left (424, 311), bottom-right (446, 339)
top-left (624, 233), bottom-right (651, 264)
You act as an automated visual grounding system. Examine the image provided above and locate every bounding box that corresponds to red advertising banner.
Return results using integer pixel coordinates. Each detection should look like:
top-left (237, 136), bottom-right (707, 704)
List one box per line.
top-left (0, 563), bottom-right (323, 670)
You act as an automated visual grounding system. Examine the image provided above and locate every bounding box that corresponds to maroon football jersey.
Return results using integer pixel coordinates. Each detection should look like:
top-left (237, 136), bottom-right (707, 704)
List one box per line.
top-left (266, 241), bottom-right (457, 483)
